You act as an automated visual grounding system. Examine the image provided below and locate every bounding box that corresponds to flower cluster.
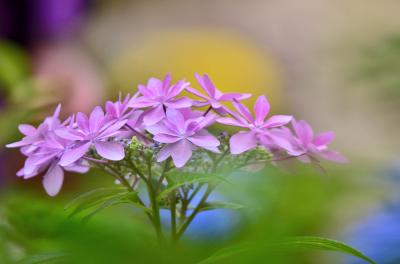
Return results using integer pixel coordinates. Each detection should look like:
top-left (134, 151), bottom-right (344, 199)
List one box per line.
top-left (7, 74), bottom-right (346, 196)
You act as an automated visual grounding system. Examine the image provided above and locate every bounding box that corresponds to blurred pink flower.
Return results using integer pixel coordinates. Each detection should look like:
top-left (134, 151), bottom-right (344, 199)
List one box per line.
top-left (277, 119), bottom-right (347, 163)
top-left (147, 108), bottom-right (220, 167)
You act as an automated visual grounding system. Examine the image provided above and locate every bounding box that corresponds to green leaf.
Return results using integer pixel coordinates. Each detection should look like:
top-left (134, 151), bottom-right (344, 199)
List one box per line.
top-left (198, 236), bottom-right (376, 264)
top-left (65, 187), bottom-right (127, 217)
top-left (81, 194), bottom-right (130, 223)
top-left (199, 201), bottom-right (244, 212)
top-left (17, 252), bottom-right (68, 264)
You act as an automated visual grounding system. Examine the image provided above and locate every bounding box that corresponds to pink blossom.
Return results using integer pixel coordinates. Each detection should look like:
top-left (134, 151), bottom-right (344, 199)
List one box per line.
top-left (55, 106), bottom-right (127, 166)
top-left (276, 119), bottom-right (347, 163)
top-left (186, 73), bottom-right (250, 113)
top-left (147, 108), bottom-right (220, 168)
top-left (217, 95), bottom-right (292, 154)
top-left (128, 74), bottom-right (192, 125)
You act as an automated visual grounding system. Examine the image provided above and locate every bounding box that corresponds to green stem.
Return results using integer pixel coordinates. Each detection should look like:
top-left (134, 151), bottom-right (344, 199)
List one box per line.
top-left (170, 191), bottom-right (177, 242)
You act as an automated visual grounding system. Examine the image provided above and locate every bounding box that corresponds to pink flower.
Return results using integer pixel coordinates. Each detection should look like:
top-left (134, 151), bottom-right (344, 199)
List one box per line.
top-left (6, 104), bottom-right (63, 155)
top-left (186, 73), bottom-right (250, 112)
top-left (128, 74), bottom-right (192, 125)
top-left (55, 106), bottom-right (127, 166)
top-left (277, 119), bottom-right (347, 163)
top-left (217, 95), bottom-right (292, 154)
top-left (20, 132), bottom-right (88, 196)
top-left (147, 108), bottom-right (220, 168)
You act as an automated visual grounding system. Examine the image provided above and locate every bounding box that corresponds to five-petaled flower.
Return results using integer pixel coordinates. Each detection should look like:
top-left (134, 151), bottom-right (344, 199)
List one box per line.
top-left (128, 74), bottom-right (192, 125)
top-left (217, 95), bottom-right (293, 154)
top-left (187, 73), bottom-right (250, 114)
top-left (147, 108), bottom-right (220, 167)
top-left (55, 106), bottom-right (127, 166)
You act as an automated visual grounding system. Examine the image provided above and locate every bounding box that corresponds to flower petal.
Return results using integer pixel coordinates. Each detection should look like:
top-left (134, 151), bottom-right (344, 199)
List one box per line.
top-left (219, 93), bottom-right (251, 101)
top-left (317, 150), bottom-right (348, 163)
top-left (166, 108), bottom-right (185, 133)
top-left (232, 99), bottom-right (254, 124)
top-left (216, 117), bottom-right (248, 128)
top-left (187, 131), bottom-right (220, 148)
top-left (153, 134), bottom-right (181, 143)
top-left (18, 124), bottom-right (36, 136)
top-left (254, 95), bottom-right (270, 125)
top-left (170, 140), bottom-right (193, 168)
top-left (313, 131), bottom-right (335, 146)
top-left (55, 128), bottom-right (84, 140)
top-left (94, 141), bottom-right (125, 161)
top-left (59, 142), bottom-right (91, 166)
top-left (230, 131), bottom-right (258, 154)
top-left (293, 119), bottom-right (314, 145)
top-left (263, 115), bottom-right (292, 128)
top-left (128, 96), bottom-right (156, 108)
top-left (165, 97), bottom-right (193, 109)
top-left (143, 105), bottom-right (165, 126)
top-left (185, 87), bottom-right (209, 100)
top-left (89, 106), bottom-right (105, 133)
top-left (42, 163), bottom-right (64, 196)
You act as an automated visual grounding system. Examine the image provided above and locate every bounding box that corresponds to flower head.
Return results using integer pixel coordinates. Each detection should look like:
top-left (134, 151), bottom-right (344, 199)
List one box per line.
top-left (217, 95), bottom-right (292, 154)
top-left (55, 106), bottom-right (127, 166)
top-left (147, 108), bottom-right (220, 167)
top-left (128, 74), bottom-right (192, 125)
top-left (187, 73), bottom-right (250, 113)
top-left (277, 119), bottom-right (347, 163)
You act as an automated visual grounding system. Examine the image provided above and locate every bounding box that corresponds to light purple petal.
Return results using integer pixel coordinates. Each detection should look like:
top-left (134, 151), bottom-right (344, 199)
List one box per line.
top-left (55, 128), bottom-right (84, 140)
top-left (164, 97), bottom-right (193, 108)
top-left (42, 163), bottom-right (64, 196)
top-left (216, 117), bottom-right (248, 128)
top-left (18, 124), bottom-right (36, 136)
top-left (232, 99), bottom-right (254, 124)
top-left (138, 84), bottom-right (154, 98)
top-left (129, 96), bottom-right (156, 108)
top-left (59, 142), bottom-right (91, 166)
top-left (94, 141), bottom-right (125, 161)
top-left (263, 115), bottom-right (292, 128)
top-left (147, 77), bottom-right (164, 96)
top-left (167, 79), bottom-right (189, 98)
top-left (146, 123), bottom-right (177, 136)
top-left (185, 87), bottom-right (209, 100)
top-left (293, 119), bottom-right (314, 145)
top-left (6, 140), bottom-right (29, 148)
top-left (317, 150), bottom-right (348, 163)
top-left (202, 74), bottom-right (216, 97)
top-left (143, 105), bottom-right (165, 126)
top-left (313, 131), bottom-right (335, 146)
top-left (89, 106), bottom-right (105, 133)
top-left (157, 144), bottom-right (174, 162)
top-left (219, 93), bottom-right (251, 101)
top-left (254, 95), bottom-right (270, 125)
top-left (229, 131), bottom-right (258, 154)
top-left (97, 120), bottom-right (127, 139)
top-left (153, 134), bottom-right (181, 143)
top-left (166, 108), bottom-right (185, 133)
top-left (170, 140), bottom-right (193, 168)
top-left (76, 112), bottom-right (89, 133)
top-left (187, 133), bottom-right (220, 150)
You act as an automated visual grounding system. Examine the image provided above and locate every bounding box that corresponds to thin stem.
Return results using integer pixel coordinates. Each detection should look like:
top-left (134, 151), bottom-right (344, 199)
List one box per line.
top-left (170, 191), bottom-right (177, 242)
top-left (176, 184), bottom-right (214, 239)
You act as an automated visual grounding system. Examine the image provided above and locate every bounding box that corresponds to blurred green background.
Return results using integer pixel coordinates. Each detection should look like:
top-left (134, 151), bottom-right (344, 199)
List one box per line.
top-left (1, 0), bottom-right (399, 263)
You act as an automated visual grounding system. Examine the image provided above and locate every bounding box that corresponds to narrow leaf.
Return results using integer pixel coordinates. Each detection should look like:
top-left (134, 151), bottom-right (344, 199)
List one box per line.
top-left (199, 201), bottom-right (244, 212)
top-left (198, 236), bottom-right (376, 264)
top-left (17, 252), bottom-right (68, 264)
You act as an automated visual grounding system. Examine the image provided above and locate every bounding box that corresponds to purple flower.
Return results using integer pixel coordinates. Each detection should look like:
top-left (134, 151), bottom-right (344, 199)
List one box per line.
top-left (55, 106), bottom-right (127, 166)
top-left (277, 119), bottom-right (347, 163)
top-left (217, 95), bottom-right (292, 154)
top-left (186, 73), bottom-right (250, 112)
top-left (6, 104), bottom-right (63, 155)
top-left (128, 74), bottom-right (192, 125)
top-left (147, 108), bottom-right (220, 168)
top-left (21, 132), bottom-right (88, 196)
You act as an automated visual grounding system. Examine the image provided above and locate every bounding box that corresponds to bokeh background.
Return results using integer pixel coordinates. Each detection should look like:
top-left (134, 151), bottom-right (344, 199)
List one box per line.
top-left (1, 0), bottom-right (399, 263)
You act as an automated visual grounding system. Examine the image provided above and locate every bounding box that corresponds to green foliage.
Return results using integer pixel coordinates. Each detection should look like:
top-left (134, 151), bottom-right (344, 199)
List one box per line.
top-left (198, 236), bottom-right (376, 264)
